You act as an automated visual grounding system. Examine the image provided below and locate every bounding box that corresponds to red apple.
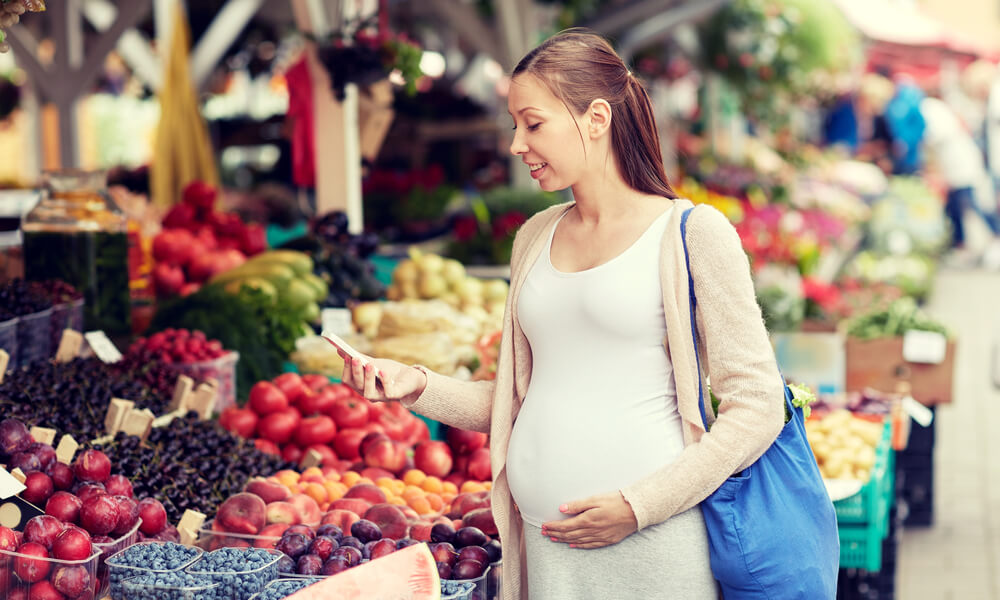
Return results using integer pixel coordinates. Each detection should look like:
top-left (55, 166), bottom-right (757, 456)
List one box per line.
top-left (413, 441), bottom-right (453, 479)
top-left (152, 262), bottom-right (186, 297)
top-left (466, 448), bottom-right (491, 481)
top-left (330, 396), bottom-right (370, 429)
top-left (446, 428), bottom-right (488, 455)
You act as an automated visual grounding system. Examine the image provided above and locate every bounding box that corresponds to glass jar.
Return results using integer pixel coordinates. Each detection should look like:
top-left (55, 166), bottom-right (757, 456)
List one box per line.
top-left (21, 170), bottom-right (132, 335)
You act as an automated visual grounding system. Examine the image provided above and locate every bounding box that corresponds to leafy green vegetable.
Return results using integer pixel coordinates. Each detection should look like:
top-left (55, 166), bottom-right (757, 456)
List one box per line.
top-left (846, 297), bottom-right (949, 340)
top-left (786, 382), bottom-right (816, 421)
top-left (149, 284), bottom-right (305, 402)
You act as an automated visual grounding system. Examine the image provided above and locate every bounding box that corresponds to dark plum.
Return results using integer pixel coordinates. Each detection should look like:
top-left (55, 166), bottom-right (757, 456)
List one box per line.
top-left (453, 558), bottom-right (487, 580)
top-left (453, 526), bottom-right (488, 548)
top-left (436, 561), bottom-right (452, 580)
top-left (275, 533), bottom-right (311, 559)
top-left (315, 524), bottom-right (343, 542)
top-left (10, 450), bottom-right (43, 473)
top-left (362, 540), bottom-right (377, 559)
top-left (458, 545), bottom-right (490, 566)
top-left (307, 535), bottom-right (339, 561)
top-left (331, 545), bottom-right (363, 566)
top-left (285, 524), bottom-right (315, 540)
top-left (395, 538), bottom-right (420, 550)
top-left (27, 443), bottom-right (57, 469)
top-left (322, 555), bottom-right (351, 575)
top-left (430, 522), bottom-right (455, 544)
top-left (429, 542), bottom-right (458, 566)
top-left (296, 553), bottom-right (324, 575)
top-left (0, 418), bottom-right (32, 455)
top-left (277, 554), bottom-right (295, 574)
top-left (482, 538), bottom-right (502, 563)
top-left (350, 519), bottom-right (382, 544)
top-left (45, 462), bottom-right (75, 491)
top-left (339, 536), bottom-right (364, 551)
top-left (369, 538), bottom-right (396, 560)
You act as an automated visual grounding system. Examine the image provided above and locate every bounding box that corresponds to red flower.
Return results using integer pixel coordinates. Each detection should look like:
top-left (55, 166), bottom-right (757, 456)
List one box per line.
top-left (492, 211), bottom-right (527, 240)
top-left (802, 277), bottom-right (842, 313)
top-left (453, 215), bottom-right (479, 242)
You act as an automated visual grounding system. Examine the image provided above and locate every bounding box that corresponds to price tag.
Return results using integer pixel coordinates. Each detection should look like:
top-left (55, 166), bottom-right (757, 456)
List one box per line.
top-left (120, 408), bottom-right (155, 441)
top-left (55, 329), bottom-right (84, 363)
top-left (105, 398), bottom-right (135, 436)
top-left (902, 330), bottom-right (947, 365)
top-left (300, 449), bottom-right (323, 469)
top-left (84, 331), bottom-right (123, 363)
top-left (169, 375), bottom-right (194, 412)
top-left (55, 435), bottom-right (79, 465)
top-left (321, 308), bottom-right (354, 337)
top-left (0, 467), bottom-right (27, 500)
top-left (29, 427), bottom-right (57, 446)
top-left (189, 383), bottom-right (217, 419)
top-left (902, 395), bottom-right (935, 428)
top-left (0, 349), bottom-right (8, 382)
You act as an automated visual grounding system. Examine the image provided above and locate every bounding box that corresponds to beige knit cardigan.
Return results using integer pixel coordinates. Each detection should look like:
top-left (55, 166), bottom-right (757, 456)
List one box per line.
top-left (404, 199), bottom-right (785, 600)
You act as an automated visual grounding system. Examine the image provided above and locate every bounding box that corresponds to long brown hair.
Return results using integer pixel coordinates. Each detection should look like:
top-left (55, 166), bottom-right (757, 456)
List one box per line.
top-left (512, 29), bottom-right (677, 199)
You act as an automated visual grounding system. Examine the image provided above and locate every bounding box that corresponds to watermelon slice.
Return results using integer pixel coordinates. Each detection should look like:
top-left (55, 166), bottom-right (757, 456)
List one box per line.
top-left (284, 543), bottom-right (441, 599)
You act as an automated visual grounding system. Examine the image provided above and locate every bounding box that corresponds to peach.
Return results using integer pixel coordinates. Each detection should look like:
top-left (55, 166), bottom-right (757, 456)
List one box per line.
top-left (363, 438), bottom-right (408, 474)
top-left (408, 520), bottom-right (433, 542)
top-left (245, 477), bottom-right (291, 504)
top-left (256, 522), bottom-right (291, 547)
top-left (265, 501), bottom-right (301, 525)
top-left (344, 483), bottom-right (387, 505)
top-left (216, 492), bottom-right (266, 535)
top-left (329, 497), bottom-right (372, 515)
top-left (321, 509), bottom-right (360, 532)
top-left (360, 467), bottom-right (395, 482)
top-left (363, 503), bottom-right (409, 540)
top-left (463, 508), bottom-right (497, 537)
top-left (288, 493), bottom-right (322, 525)
top-left (413, 441), bottom-right (453, 479)
top-left (466, 447), bottom-right (492, 481)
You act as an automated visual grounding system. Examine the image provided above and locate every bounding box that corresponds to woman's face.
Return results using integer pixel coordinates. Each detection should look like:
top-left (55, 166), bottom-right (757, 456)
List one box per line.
top-left (507, 74), bottom-right (589, 192)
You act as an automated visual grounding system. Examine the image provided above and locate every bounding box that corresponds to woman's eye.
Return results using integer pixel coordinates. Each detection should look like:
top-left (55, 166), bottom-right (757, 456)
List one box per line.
top-left (527, 123), bottom-right (541, 131)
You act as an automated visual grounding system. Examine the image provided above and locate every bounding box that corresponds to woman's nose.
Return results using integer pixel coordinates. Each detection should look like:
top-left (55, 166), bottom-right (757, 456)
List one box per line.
top-left (509, 130), bottom-right (526, 156)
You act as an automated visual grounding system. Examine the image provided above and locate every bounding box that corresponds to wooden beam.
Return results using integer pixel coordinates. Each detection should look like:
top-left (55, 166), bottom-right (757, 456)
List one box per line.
top-left (617, 0), bottom-right (730, 62)
top-left (4, 26), bottom-right (56, 100)
top-left (191, 0), bottom-right (268, 90)
top-left (82, 0), bottom-right (163, 91)
top-left (76, 0), bottom-right (153, 93)
top-left (425, 0), bottom-right (504, 68)
top-left (584, 0), bottom-right (712, 37)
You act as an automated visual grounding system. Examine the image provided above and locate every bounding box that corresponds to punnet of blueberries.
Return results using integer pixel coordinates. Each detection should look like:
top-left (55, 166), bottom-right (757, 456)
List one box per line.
top-left (106, 541), bottom-right (203, 600)
top-left (121, 570), bottom-right (222, 600)
top-left (250, 578), bottom-right (324, 600)
top-left (186, 547), bottom-right (283, 600)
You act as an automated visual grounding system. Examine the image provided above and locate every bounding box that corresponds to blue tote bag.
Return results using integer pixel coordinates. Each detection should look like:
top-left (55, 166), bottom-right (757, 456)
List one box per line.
top-left (681, 207), bottom-right (840, 599)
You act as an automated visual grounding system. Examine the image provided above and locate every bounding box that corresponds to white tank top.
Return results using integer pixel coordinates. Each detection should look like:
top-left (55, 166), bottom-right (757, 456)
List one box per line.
top-left (507, 206), bottom-right (685, 527)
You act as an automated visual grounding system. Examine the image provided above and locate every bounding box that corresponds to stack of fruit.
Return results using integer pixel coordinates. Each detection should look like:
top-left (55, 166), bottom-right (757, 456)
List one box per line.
top-left (805, 409), bottom-right (884, 482)
top-left (209, 250), bottom-right (329, 326)
top-left (152, 181), bottom-right (267, 299)
top-left (386, 249), bottom-right (508, 321)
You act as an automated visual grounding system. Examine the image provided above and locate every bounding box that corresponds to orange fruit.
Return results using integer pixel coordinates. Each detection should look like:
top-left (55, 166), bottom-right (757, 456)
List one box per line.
top-left (387, 495), bottom-right (408, 507)
top-left (402, 469), bottom-right (427, 487)
top-left (402, 485), bottom-right (425, 503)
top-left (420, 476), bottom-right (443, 494)
top-left (341, 471), bottom-right (362, 487)
top-left (324, 480), bottom-right (348, 502)
top-left (375, 477), bottom-right (397, 490)
top-left (441, 481), bottom-right (458, 495)
top-left (357, 477), bottom-right (375, 487)
top-left (441, 492), bottom-right (457, 506)
top-left (276, 470), bottom-right (300, 488)
top-left (408, 496), bottom-right (433, 515)
top-left (302, 482), bottom-right (328, 505)
top-left (389, 480), bottom-right (406, 497)
top-left (426, 493), bottom-right (444, 512)
top-left (300, 466), bottom-right (324, 481)
top-left (460, 481), bottom-right (486, 494)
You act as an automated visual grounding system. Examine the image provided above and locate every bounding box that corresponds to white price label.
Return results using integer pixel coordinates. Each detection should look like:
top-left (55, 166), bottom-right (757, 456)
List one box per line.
top-left (0, 467), bottom-right (26, 500)
top-left (84, 331), bottom-right (123, 363)
top-left (902, 396), bottom-right (935, 428)
top-left (902, 330), bottom-right (947, 365)
top-left (321, 308), bottom-right (354, 336)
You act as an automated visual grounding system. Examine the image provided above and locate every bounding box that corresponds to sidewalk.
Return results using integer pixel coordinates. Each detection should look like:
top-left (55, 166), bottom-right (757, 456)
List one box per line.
top-left (896, 267), bottom-right (1000, 599)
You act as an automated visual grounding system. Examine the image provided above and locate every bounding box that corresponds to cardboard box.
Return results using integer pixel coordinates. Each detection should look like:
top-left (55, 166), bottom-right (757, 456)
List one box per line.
top-left (845, 337), bottom-right (956, 405)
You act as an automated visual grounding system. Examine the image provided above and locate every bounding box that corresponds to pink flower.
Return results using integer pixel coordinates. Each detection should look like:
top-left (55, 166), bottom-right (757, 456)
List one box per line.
top-left (453, 215), bottom-right (479, 242)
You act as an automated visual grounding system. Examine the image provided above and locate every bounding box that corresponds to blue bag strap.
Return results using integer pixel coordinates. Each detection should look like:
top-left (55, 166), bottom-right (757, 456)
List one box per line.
top-left (679, 207), bottom-right (793, 431)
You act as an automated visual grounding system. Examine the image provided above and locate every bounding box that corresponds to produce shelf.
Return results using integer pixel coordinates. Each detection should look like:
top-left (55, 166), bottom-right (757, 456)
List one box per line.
top-left (836, 419), bottom-right (895, 570)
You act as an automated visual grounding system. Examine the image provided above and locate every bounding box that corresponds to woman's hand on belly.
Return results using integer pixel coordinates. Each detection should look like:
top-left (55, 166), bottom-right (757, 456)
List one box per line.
top-left (540, 491), bottom-right (638, 549)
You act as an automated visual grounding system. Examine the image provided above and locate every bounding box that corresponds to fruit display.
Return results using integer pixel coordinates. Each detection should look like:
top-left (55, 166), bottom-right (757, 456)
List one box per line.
top-left (106, 542), bottom-right (203, 600)
top-left (92, 413), bottom-right (295, 523)
top-left (0, 358), bottom-right (173, 441)
top-left (1, 523), bottom-right (102, 600)
top-left (387, 248), bottom-right (508, 320)
top-left (805, 410), bottom-right (884, 482)
top-left (209, 249), bottom-right (327, 327)
top-left (152, 181), bottom-right (267, 299)
top-left (185, 547), bottom-right (283, 600)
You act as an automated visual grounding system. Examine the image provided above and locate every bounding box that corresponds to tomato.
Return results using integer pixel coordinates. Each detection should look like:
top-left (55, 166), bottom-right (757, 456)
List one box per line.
top-left (376, 408), bottom-right (412, 442)
top-left (272, 373), bottom-right (311, 405)
top-left (332, 428), bottom-right (365, 460)
top-left (248, 382), bottom-right (289, 416)
top-left (295, 415), bottom-right (337, 447)
top-left (304, 444), bottom-right (338, 468)
top-left (330, 396), bottom-right (370, 430)
top-left (219, 407), bottom-right (258, 439)
top-left (296, 388), bottom-right (337, 417)
top-left (301, 374), bottom-right (331, 393)
top-left (254, 439), bottom-right (281, 456)
top-left (257, 407), bottom-right (302, 444)
top-left (282, 444), bottom-right (304, 465)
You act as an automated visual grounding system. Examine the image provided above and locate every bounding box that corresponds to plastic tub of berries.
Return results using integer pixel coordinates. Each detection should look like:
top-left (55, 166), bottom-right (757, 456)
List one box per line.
top-left (441, 564), bottom-right (490, 600)
top-left (197, 519), bottom-right (283, 551)
top-left (248, 577), bottom-right (324, 600)
top-left (185, 546), bottom-right (284, 600)
top-left (16, 306), bottom-right (53, 367)
top-left (105, 541), bottom-right (203, 600)
top-left (93, 517), bottom-right (143, 598)
top-left (0, 545), bottom-right (101, 600)
top-left (121, 570), bottom-right (223, 600)
top-left (442, 582), bottom-right (477, 600)
top-left (0, 315), bottom-right (18, 367)
top-left (164, 350), bottom-right (240, 413)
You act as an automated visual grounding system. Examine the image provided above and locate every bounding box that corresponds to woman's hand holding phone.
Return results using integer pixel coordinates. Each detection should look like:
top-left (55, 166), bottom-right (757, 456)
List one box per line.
top-left (323, 332), bottom-right (427, 403)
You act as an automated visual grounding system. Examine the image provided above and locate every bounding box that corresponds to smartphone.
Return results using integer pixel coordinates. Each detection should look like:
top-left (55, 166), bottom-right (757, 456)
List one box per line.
top-left (321, 331), bottom-right (383, 384)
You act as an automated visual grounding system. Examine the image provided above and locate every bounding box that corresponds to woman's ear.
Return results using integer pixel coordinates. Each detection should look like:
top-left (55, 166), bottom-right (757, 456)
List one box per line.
top-left (587, 99), bottom-right (612, 139)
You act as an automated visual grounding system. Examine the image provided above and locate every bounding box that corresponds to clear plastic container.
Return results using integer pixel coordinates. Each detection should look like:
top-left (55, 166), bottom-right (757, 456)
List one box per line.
top-left (196, 519), bottom-right (283, 551)
top-left (185, 547), bottom-right (283, 600)
top-left (487, 560), bottom-right (501, 600)
top-left (50, 297), bottom-right (85, 350)
top-left (121, 571), bottom-right (222, 600)
top-left (164, 351), bottom-right (240, 413)
top-left (94, 517), bottom-right (143, 598)
top-left (248, 577), bottom-right (324, 600)
top-left (22, 169), bottom-right (132, 335)
top-left (15, 306), bottom-right (52, 367)
top-left (0, 315), bottom-right (18, 368)
top-left (0, 545), bottom-right (102, 599)
top-left (442, 564), bottom-right (490, 600)
top-left (106, 541), bottom-right (204, 600)
top-left (442, 582), bottom-right (477, 600)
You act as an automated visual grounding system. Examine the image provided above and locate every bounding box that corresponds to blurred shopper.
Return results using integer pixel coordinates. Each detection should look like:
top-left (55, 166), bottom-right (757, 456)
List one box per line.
top-left (856, 73), bottom-right (897, 174)
top-left (339, 29), bottom-right (809, 600)
top-left (884, 76), bottom-right (927, 175)
top-left (920, 96), bottom-right (999, 264)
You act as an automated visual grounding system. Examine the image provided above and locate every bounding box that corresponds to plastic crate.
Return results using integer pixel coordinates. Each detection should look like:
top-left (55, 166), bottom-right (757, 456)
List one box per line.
top-left (185, 547), bottom-right (283, 600)
top-left (16, 306), bottom-right (52, 367)
top-left (839, 522), bottom-right (885, 571)
top-left (105, 541), bottom-right (203, 600)
top-left (94, 516), bottom-right (143, 598)
top-left (0, 315), bottom-right (17, 368)
top-left (0, 545), bottom-right (102, 599)
top-left (834, 420), bottom-right (894, 530)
